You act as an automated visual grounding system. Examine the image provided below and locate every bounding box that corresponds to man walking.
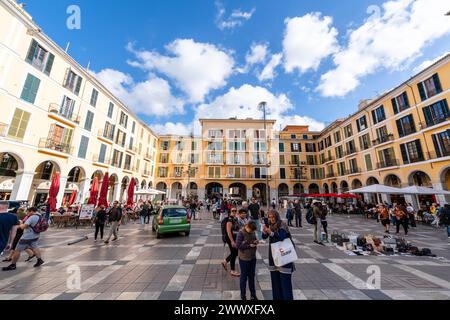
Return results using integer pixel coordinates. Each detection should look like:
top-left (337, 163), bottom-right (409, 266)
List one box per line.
top-left (294, 200), bottom-right (302, 228)
top-left (3, 207), bottom-right (45, 271)
top-left (312, 201), bottom-right (324, 245)
top-left (104, 201), bottom-right (122, 244)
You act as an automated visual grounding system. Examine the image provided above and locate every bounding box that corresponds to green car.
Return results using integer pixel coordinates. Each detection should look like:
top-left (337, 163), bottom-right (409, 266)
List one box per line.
top-left (152, 205), bottom-right (191, 238)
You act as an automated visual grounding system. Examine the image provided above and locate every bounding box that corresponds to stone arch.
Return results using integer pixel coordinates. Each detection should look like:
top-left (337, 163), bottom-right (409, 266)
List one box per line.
top-left (206, 182), bottom-right (223, 200)
top-left (440, 166), bottom-right (450, 191)
top-left (323, 183), bottom-right (330, 194)
top-left (308, 183), bottom-right (320, 194)
top-left (293, 183), bottom-right (304, 195)
top-left (252, 183), bottom-right (269, 205)
top-left (141, 180), bottom-right (147, 190)
top-left (278, 183), bottom-right (289, 197)
top-left (351, 179), bottom-right (363, 190)
top-left (171, 182), bottom-right (183, 200)
top-left (229, 183), bottom-right (246, 201)
top-left (366, 176), bottom-right (379, 186)
top-left (331, 182), bottom-right (338, 193)
top-left (0, 152), bottom-right (23, 176)
top-left (384, 174), bottom-right (402, 187)
top-left (67, 166), bottom-right (86, 183)
top-left (408, 170), bottom-right (432, 187)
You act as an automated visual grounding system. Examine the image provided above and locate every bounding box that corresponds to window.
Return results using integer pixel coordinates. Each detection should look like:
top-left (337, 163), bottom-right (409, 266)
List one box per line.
top-left (158, 167), bottom-right (168, 178)
top-left (103, 122), bottom-right (115, 140)
top-left (159, 154), bottom-right (169, 163)
top-left (228, 167), bottom-right (246, 178)
top-left (334, 131), bottom-right (341, 143)
top-left (291, 143), bottom-right (301, 152)
top-left (423, 99), bottom-right (450, 127)
top-left (191, 141), bottom-right (198, 151)
top-left (344, 125), bottom-right (353, 138)
top-left (310, 168), bottom-right (320, 180)
top-left (392, 92), bottom-right (410, 114)
top-left (359, 134), bottom-right (371, 150)
top-left (349, 158), bottom-right (358, 174)
top-left (174, 167), bottom-right (183, 177)
top-left (174, 153), bottom-right (183, 164)
top-left (112, 150), bottom-right (123, 168)
top-left (305, 143), bottom-right (316, 153)
top-left (254, 167), bottom-right (268, 179)
top-left (346, 140), bottom-right (357, 155)
top-left (8, 108), bottom-right (31, 140)
top-left (280, 168), bottom-right (286, 180)
top-left (396, 114), bottom-right (416, 138)
top-left (115, 130), bottom-right (126, 147)
top-left (189, 154), bottom-right (199, 164)
top-left (356, 115), bottom-right (368, 132)
top-left (365, 154), bottom-right (373, 171)
top-left (372, 105), bottom-right (386, 124)
top-left (279, 155), bottom-right (285, 165)
top-left (279, 143), bottom-right (285, 152)
top-left (98, 144), bottom-right (107, 163)
top-left (228, 153), bottom-right (245, 165)
top-left (293, 167), bottom-right (303, 180)
top-left (20, 73), bottom-right (40, 104)
top-left (291, 134), bottom-right (296, 139)
top-left (228, 141), bottom-right (246, 151)
top-left (107, 103), bottom-right (114, 118)
top-left (161, 141), bottom-right (169, 151)
top-left (60, 96), bottom-right (75, 118)
top-left (418, 73), bottom-right (442, 101)
top-left (175, 141), bottom-right (184, 151)
top-left (229, 129), bottom-right (245, 139)
top-left (84, 111), bottom-right (94, 131)
top-left (129, 137), bottom-right (134, 150)
top-left (136, 159), bottom-right (140, 172)
top-left (124, 155), bottom-right (132, 170)
top-left (208, 130), bottom-right (223, 138)
top-left (291, 155), bottom-right (299, 165)
top-left (335, 145), bottom-right (343, 159)
top-left (207, 153), bottom-right (223, 164)
top-left (77, 136), bottom-right (89, 159)
top-left (253, 153), bottom-right (266, 165)
top-left (132, 121), bottom-right (136, 134)
top-left (25, 39), bottom-right (55, 75)
top-left (208, 142), bottom-right (223, 151)
top-left (119, 112), bottom-right (128, 128)
top-left (63, 69), bottom-right (82, 95)
top-left (90, 89), bottom-right (98, 107)
top-left (208, 167), bottom-right (221, 178)
top-left (254, 130), bottom-right (266, 139)
top-left (378, 148), bottom-right (397, 168)
top-left (254, 142), bottom-right (266, 152)
top-left (432, 130), bottom-right (450, 158)
top-left (306, 155), bottom-right (317, 165)
top-left (337, 162), bottom-right (346, 176)
top-left (400, 140), bottom-right (424, 164)
top-left (303, 135), bottom-right (308, 140)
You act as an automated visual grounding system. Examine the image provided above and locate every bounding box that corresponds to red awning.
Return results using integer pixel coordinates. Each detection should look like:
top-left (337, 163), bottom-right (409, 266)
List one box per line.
top-left (98, 172), bottom-right (110, 208)
top-left (126, 178), bottom-right (136, 208)
top-left (88, 177), bottom-right (99, 206)
top-left (287, 193), bottom-right (361, 199)
top-left (48, 172), bottom-right (60, 212)
top-left (68, 190), bottom-right (77, 206)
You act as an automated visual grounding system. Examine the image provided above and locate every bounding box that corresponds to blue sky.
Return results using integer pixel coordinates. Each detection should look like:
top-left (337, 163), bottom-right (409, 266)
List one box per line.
top-left (25, 0), bottom-right (450, 134)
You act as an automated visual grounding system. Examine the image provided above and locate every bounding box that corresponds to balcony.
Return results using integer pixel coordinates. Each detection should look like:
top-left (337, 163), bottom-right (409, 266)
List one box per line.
top-left (144, 153), bottom-right (152, 161)
top-left (376, 159), bottom-right (400, 169)
top-left (123, 164), bottom-right (135, 173)
top-left (348, 167), bottom-right (361, 175)
top-left (126, 146), bottom-right (138, 155)
top-left (92, 155), bottom-right (111, 167)
top-left (48, 104), bottom-right (80, 127)
top-left (344, 148), bottom-right (358, 156)
top-left (372, 134), bottom-right (394, 146)
top-left (0, 123), bottom-right (7, 137)
top-left (97, 129), bottom-right (114, 144)
top-left (428, 150), bottom-right (450, 160)
top-left (322, 156), bottom-right (334, 164)
top-left (142, 171), bottom-right (151, 177)
top-left (419, 115), bottom-right (450, 130)
top-left (38, 138), bottom-right (73, 157)
top-left (326, 172), bottom-right (336, 178)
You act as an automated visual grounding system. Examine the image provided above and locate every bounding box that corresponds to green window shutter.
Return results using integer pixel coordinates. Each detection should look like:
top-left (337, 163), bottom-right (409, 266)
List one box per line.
top-left (26, 39), bottom-right (38, 63)
top-left (20, 74), bottom-right (40, 104)
top-left (99, 144), bottom-right (107, 163)
top-left (44, 53), bottom-right (55, 76)
top-left (78, 136), bottom-right (89, 159)
top-left (30, 75), bottom-right (40, 103)
top-left (84, 111), bottom-right (94, 131)
top-left (74, 76), bottom-right (82, 95)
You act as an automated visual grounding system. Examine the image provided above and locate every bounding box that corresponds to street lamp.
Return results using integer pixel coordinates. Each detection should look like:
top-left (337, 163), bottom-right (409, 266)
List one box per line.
top-left (258, 101), bottom-right (271, 209)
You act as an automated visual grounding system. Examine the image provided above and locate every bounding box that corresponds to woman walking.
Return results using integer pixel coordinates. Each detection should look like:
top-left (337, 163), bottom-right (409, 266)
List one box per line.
top-left (262, 210), bottom-right (295, 300)
top-left (221, 208), bottom-right (240, 277)
top-left (378, 204), bottom-right (390, 233)
top-left (236, 220), bottom-right (259, 300)
top-left (94, 205), bottom-right (107, 241)
top-left (395, 204), bottom-right (409, 235)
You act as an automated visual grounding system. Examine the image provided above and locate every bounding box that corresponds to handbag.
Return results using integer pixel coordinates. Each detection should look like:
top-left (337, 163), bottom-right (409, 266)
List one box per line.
top-left (271, 238), bottom-right (298, 267)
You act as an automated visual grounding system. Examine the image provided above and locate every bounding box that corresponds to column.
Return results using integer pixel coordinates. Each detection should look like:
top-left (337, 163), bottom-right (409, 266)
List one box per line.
top-left (56, 176), bottom-right (68, 208)
top-left (113, 182), bottom-right (121, 202)
top-left (77, 178), bottom-right (91, 204)
top-left (433, 182), bottom-right (449, 205)
top-left (10, 171), bottom-right (34, 201)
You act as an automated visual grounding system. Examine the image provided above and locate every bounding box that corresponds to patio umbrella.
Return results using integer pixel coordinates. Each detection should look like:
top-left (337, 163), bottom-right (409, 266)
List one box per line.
top-left (48, 172), bottom-right (60, 212)
top-left (126, 178), bottom-right (136, 208)
top-left (88, 177), bottom-right (99, 205)
top-left (400, 186), bottom-right (450, 195)
top-left (68, 190), bottom-right (77, 206)
top-left (348, 184), bottom-right (404, 194)
top-left (98, 172), bottom-right (110, 208)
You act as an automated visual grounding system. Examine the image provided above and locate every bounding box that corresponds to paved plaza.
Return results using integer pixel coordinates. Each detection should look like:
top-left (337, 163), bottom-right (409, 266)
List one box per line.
top-left (1, 210), bottom-right (450, 301)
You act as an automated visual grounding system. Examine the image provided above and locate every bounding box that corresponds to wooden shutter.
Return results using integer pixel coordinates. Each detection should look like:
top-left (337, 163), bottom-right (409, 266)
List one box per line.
top-left (415, 140), bottom-right (424, 161)
top-left (418, 82), bottom-right (427, 101)
top-left (400, 144), bottom-right (409, 164)
top-left (99, 144), bottom-right (106, 163)
top-left (396, 119), bottom-right (404, 137)
top-left (74, 76), bottom-right (82, 95)
top-left (403, 92), bottom-right (410, 108)
top-left (78, 136), bottom-right (89, 159)
top-left (30, 75), bottom-right (40, 104)
top-left (409, 115), bottom-right (416, 133)
top-left (26, 39), bottom-right (38, 63)
top-left (63, 68), bottom-right (70, 88)
top-left (20, 74), bottom-right (33, 102)
top-left (392, 98), bottom-right (398, 114)
top-left (433, 74), bottom-right (442, 93)
top-left (44, 53), bottom-right (55, 75)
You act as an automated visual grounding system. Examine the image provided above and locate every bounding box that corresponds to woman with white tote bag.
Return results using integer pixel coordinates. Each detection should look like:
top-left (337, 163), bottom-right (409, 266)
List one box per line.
top-left (262, 210), bottom-right (296, 300)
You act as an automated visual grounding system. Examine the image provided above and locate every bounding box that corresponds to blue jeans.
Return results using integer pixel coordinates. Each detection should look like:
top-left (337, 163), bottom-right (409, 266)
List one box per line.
top-left (254, 219), bottom-right (262, 239)
top-left (140, 216), bottom-right (146, 225)
top-left (239, 259), bottom-right (256, 299)
top-left (270, 271), bottom-right (293, 300)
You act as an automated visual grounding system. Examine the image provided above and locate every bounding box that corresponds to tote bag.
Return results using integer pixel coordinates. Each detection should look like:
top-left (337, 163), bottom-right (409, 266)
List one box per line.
top-left (270, 238), bottom-right (298, 267)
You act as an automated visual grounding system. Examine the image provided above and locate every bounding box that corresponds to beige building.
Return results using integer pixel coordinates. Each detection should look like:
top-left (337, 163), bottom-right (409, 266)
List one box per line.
top-left (0, 0), bottom-right (158, 206)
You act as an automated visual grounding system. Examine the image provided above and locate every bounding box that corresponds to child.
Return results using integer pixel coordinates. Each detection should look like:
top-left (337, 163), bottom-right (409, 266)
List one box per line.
top-left (236, 220), bottom-right (259, 301)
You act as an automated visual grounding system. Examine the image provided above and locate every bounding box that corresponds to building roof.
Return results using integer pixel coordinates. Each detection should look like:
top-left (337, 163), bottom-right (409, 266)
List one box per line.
top-left (199, 118), bottom-right (276, 124)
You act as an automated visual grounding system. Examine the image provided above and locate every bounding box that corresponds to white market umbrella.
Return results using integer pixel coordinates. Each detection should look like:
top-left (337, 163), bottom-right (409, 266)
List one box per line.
top-left (349, 184), bottom-right (404, 194)
top-left (400, 186), bottom-right (450, 195)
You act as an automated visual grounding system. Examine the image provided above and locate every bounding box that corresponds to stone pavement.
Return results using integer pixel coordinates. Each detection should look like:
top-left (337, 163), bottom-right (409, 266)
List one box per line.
top-left (0, 209), bottom-right (450, 300)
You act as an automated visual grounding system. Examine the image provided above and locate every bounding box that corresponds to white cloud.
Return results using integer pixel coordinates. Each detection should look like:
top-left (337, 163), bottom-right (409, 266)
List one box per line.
top-left (413, 52), bottom-right (449, 73)
top-left (127, 39), bottom-right (234, 103)
top-left (92, 69), bottom-right (184, 117)
top-left (318, 0), bottom-right (450, 97)
top-left (195, 84), bottom-right (325, 132)
top-left (283, 13), bottom-right (339, 74)
top-left (152, 122), bottom-right (193, 136)
top-left (246, 43), bottom-right (268, 66)
top-left (258, 53), bottom-right (283, 82)
top-left (215, 1), bottom-right (256, 31)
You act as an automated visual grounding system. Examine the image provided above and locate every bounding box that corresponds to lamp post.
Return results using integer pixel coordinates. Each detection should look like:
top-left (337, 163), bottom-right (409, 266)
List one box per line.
top-left (258, 102), bottom-right (270, 209)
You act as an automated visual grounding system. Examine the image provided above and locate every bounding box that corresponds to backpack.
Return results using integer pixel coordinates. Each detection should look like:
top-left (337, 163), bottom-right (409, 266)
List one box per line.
top-left (306, 208), bottom-right (316, 225)
top-left (31, 215), bottom-right (49, 233)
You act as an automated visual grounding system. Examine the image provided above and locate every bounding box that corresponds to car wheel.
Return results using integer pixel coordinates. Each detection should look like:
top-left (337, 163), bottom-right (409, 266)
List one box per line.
top-left (185, 232), bottom-right (190, 237)
top-left (156, 230), bottom-right (161, 239)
